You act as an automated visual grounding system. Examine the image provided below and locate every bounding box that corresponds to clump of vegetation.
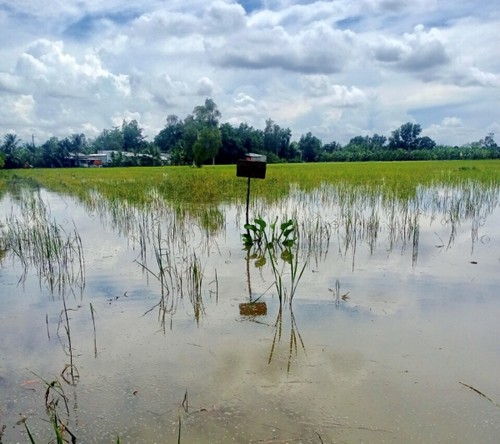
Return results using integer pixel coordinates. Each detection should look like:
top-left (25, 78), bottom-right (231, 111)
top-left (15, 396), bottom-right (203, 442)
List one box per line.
top-left (24, 372), bottom-right (77, 444)
top-left (1, 189), bottom-right (85, 295)
top-left (243, 217), bottom-right (307, 304)
top-left (3, 160), bottom-right (500, 211)
top-left (242, 217), bottom-right (296, 249)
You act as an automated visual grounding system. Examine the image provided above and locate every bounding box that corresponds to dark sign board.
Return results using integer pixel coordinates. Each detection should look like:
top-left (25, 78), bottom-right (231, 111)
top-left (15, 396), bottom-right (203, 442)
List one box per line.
top-left (237, 160), bottom-right (266, 179)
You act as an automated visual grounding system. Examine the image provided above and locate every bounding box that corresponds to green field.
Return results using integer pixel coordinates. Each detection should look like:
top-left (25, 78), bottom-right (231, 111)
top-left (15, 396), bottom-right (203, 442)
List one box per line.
top-left (2, 160), bottom-right (500, 205)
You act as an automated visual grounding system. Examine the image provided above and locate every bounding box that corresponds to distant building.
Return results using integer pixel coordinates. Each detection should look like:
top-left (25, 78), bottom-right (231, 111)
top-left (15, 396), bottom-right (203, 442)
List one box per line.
top-left (65, 151), bottom-right (171, 167)
top-left (244, 153), bottom-right (267, 162)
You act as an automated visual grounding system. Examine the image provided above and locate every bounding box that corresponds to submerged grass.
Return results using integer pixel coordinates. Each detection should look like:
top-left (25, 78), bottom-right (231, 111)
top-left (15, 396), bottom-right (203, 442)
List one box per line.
top-left (0, 189), bottom-right (85, 295)
top-left (2, 162), bottom-right (498, 270)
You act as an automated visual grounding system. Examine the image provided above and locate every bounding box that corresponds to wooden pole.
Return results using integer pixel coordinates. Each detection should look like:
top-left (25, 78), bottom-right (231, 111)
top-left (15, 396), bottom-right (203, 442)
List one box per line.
top-left (246, 176), bottom-right (251, 229)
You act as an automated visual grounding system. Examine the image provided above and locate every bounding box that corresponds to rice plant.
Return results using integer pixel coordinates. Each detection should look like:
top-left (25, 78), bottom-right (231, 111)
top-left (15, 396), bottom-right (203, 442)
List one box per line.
top-left (1, 189), bottom-right (85, 296)
top-left (24, 371), bottom-right (77, 444)
top-left (136, 216), bottom-right (211, 328)
top-left (186, 253), bottom-right (205, 325)
top-left (57, 294), bottom-right (80, 386)
top-left (5, 160), bottom-right (499, 209)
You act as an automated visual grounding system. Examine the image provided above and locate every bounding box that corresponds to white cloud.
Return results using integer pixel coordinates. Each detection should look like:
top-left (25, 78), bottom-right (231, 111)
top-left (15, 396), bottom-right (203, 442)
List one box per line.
top-left (301, 76), bottom-right (367, 107)
top-left (441, 117), bottom-right (462, 127)
top-left (224, 92), bottom-right (260, 126)
top-left (0, 0), bottom-right (498, 146)
top-left (130, 10), bottom-right (200, 39)
top-left (12, 95), bottom-right (35, 122)
top-left (111, 111), bottom-right (143, 128)
top-left (12, 39), bottom-right (131, 99)
top-left (370, 25), bottom-right (449, 74)
top-left (452, 66), bottom-right (500, 88)
top-left (0, 94), bottom-right (35, 125)
top-left (204, 1), bottom-right (246, 33)
top-left (207, 21), bottom-right (356, 74)
top-left (196, 77), bottom-right (216, 96)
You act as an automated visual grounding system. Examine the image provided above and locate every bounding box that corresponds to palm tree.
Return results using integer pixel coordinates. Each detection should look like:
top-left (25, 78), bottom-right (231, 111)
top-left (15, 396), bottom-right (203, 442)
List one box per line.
top-left (1, 133), bottom-right (22, 168)
top-left (2, 133), bottom-right (21, 155)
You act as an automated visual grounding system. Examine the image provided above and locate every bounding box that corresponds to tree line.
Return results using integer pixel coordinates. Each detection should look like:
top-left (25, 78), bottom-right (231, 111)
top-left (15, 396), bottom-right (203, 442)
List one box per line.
top-left (1, 98), bottom-right (498, 169)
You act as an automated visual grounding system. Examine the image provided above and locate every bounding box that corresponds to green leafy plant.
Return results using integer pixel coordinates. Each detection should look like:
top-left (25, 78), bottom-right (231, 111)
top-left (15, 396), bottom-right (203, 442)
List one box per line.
top-left (243, 217), bottom-right (296, 249)
top-left (242, 217), bottom-right (306, 304)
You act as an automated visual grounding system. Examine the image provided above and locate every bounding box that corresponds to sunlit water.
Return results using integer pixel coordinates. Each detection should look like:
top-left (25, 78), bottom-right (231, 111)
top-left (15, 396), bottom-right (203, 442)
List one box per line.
top-left (1, 181), bottom-right (499, 443)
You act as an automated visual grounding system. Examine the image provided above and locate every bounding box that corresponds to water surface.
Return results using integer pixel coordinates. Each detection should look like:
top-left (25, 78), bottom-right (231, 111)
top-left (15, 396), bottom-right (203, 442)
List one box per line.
top-left (1, 180), bottom-right (499, 443)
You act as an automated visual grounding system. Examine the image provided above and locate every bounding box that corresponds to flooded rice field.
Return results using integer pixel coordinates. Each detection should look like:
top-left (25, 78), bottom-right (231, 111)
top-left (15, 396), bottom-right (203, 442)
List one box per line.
top-left (1, 179), bottom-right (500, 443)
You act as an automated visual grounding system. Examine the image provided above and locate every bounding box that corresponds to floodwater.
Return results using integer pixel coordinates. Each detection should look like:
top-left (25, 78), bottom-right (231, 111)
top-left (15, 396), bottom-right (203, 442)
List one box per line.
top-left (1, 180), bottom-right (500, 443)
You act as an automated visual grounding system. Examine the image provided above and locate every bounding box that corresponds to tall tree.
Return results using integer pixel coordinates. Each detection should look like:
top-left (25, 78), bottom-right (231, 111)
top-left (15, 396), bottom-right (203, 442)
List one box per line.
top-left (40, 137), bottom-right (67, 168)
top-left (237, 123), bottom-right (264, 154)
top-left (264, 118), bottom-right (277, 154)
top-left (218, 122), bottom-right (245, 164)
top-left (389, 122), bottom-right (422, 151)
top-left (482, 133), bottom-right (497, 148)
top-left (193, 127), bottom-right (222, 166)
top-left (154, 114), bottom-right (184, 152)
top-left (70, 133), bottom-right (88, 153)
top-left (182, 115), bottom-right (199, 165)
top-left (417, 136), bottom-right (436, 150)
top-left (299, 132), bottom-right (322, 162)
top-left (263, 118), bottom-right (292, 160)
top-left (193, 98), bottom-right (221, 127)
top-left (122, 120), bottom-right (145, 154)
top-left (91, 127), bottom-right (123, 152)
top-left (371, 134), bottom-right (387, 149)
top-left (1, 133), bottom-right (22, 168)
top-left (323, 141), bottom-right (342, 153)
top-left (191, 99), bottom-right (222, 165)
top-left (277, 127), bottom-right (292, 159)
top-left (2, 133), bottom-right (21, 155)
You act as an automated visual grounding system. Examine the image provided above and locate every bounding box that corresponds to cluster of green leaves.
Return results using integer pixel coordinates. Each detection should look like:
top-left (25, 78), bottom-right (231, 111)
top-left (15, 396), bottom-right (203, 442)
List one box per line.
top-left (243, 217), bottom-right (296, 249)
top-left (243, 217), bottom-right (306, 303)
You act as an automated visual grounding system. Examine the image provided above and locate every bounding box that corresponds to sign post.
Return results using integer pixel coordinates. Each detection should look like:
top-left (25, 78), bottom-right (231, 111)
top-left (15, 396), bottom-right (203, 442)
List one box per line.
top-left (236, 154), bottom-right (268, 316)
top-left (236, 153), bottom-right (267, 227)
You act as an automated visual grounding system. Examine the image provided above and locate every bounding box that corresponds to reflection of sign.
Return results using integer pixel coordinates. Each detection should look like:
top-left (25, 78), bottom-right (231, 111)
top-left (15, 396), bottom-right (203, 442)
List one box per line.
top-left (239, 302), bottom-right (267, 317)
top-left (237, 160), bottom-right (266, 179)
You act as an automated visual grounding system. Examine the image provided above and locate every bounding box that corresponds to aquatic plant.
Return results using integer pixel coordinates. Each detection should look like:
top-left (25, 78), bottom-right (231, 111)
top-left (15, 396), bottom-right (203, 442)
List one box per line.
top-left (57, 294), bottom-right (79, 385)
top-left (24, 372), bottom-right (77, 444)
top-left (329, 279), bottom-right (350, 305)
top-left (242, 217), bottom-right (296, 249)
top-left (243, 217), bottom-right (307, 304)
top-left (1, 189), bottom-right (85, 296)
top-left (187, 253), bottom-right (205, 325)
top-left (136, 217), bottom-right (212, 328)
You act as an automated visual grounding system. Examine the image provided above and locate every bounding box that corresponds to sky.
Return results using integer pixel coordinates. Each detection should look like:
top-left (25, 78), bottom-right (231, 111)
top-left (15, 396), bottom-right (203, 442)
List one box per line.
top-left (0, 0), bottom-right (499, 147)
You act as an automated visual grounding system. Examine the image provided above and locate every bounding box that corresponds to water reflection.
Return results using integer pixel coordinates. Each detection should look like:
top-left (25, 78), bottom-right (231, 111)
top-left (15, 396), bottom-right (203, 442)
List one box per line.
top-left (1, 177), bottom-right (500, 443)
top-left (1, 187), bottom-right (85, 296)
top-left (288, 181), bottom-right (499, 271)
top-left (267, 304), bottom-right (307, 373)
top-left (2, 179), bottom-right (499, 320)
